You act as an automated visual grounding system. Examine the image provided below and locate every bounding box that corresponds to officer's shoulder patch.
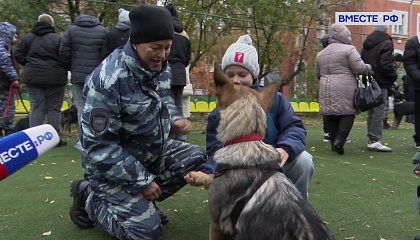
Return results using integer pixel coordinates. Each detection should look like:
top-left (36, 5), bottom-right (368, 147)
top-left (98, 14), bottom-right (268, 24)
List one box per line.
top-left (89, 108), bottom-right (110, 137)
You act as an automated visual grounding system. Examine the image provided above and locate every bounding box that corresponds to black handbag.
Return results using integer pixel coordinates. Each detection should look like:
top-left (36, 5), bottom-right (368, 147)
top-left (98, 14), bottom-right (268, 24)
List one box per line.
top-left (353, 69), bottom-right (384, 112)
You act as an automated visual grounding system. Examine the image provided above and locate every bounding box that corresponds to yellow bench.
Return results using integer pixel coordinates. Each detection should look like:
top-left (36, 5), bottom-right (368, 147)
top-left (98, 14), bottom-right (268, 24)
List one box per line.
top-left (290, 101), bottom-right (320, 114)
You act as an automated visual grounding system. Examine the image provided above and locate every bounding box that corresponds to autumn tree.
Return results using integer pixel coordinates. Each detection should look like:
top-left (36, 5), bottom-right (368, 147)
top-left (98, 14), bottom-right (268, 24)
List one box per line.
top-left (0, 0), bottom-right (361, 100)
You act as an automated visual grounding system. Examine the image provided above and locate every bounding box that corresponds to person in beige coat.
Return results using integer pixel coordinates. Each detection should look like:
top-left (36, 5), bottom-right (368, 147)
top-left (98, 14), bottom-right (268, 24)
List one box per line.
top-left (316, 24), bottom-right (373, 155)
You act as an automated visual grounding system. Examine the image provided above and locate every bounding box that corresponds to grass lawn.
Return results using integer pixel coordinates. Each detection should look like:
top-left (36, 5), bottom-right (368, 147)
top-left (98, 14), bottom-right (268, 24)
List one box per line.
top-left (1, 116), bottom-right (420, 240)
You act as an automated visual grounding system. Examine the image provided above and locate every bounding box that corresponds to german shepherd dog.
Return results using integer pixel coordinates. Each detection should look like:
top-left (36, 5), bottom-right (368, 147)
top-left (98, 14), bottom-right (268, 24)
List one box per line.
top-left (188, 65), bottom-right (334, 240)
top-left (391, 89), bottom-right (414, 129)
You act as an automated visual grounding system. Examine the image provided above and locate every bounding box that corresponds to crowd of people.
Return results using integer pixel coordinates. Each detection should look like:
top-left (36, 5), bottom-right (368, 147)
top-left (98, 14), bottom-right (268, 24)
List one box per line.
top-left (316, 24), bottom-right (418, 155)
top-left (2, 3), bottom-right (420, 240)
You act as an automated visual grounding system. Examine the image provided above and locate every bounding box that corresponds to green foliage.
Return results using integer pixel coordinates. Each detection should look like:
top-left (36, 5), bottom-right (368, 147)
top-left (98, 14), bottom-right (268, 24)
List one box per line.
top-left (0, 0), bottom-right (54, 33)
top-left (0, 0), bottom-right (137, 34)
top-left (0, 0), bottom-right (360, 91)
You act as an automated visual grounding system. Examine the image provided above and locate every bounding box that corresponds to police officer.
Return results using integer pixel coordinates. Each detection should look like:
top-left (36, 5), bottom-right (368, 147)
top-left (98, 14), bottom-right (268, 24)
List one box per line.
top-left (0, 22), bottom-right (19, 137)
top-left (69, 5), bottom-right (211, 240)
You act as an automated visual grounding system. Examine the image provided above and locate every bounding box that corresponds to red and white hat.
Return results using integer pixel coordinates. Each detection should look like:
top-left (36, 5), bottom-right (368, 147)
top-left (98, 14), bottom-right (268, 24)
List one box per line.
top-left (221, 34), bottom-right (260, 79)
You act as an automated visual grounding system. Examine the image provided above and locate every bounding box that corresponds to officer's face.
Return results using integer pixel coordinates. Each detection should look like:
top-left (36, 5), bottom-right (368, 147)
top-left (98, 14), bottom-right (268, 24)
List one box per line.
top-left (134, 40), bottom-right (172, 71)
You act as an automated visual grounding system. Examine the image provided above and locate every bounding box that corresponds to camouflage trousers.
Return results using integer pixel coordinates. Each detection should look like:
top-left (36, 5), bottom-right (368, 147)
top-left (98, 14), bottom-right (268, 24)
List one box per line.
top-left (85, 139), bottom-right (206, 240)
top-left (0, 90), bottom-right (15, 131)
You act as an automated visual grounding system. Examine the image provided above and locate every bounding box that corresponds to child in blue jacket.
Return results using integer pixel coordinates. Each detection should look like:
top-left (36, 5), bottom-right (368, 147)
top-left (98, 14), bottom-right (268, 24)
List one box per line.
top-left (204, 35), bottom-right (314, 199)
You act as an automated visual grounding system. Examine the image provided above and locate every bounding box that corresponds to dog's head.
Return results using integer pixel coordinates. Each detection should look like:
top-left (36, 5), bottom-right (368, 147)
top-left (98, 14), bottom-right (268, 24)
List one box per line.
top-left (213, 63), bottom-right (280, 143)
top-left (391, 88), bottom-right (404, 103)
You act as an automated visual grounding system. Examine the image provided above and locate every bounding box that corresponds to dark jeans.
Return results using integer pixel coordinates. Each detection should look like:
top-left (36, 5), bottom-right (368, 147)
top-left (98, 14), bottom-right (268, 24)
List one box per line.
top-left (26, 85), bottom-right (65, 135)
top-left (170, 85), bottom-right (184, 141)
top-left (414, 90), bottom-right (420, 144)
top-left (324, 115), bottom-right (355, 146)
top-left (171, 85), bottom-right (184, 113)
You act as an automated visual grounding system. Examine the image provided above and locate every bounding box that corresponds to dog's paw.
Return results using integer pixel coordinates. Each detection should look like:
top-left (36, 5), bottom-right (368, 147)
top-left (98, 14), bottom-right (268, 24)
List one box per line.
top-left (186, 171), bottom-right (213, 189)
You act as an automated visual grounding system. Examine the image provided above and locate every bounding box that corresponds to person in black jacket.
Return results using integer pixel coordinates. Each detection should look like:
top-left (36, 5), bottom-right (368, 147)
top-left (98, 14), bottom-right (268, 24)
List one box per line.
top-left (403, 35), bottom-right (420, 148)
top-left (165, 3), bottom-right (191, 141)
top-left (361, 25), bottom-right (397, 152)
top-left (15, 14), bottom-right (68, 146)
top-left (59, 8), bottom-right (108, 123)
top-left (101, 8), bottom-right (130, 60)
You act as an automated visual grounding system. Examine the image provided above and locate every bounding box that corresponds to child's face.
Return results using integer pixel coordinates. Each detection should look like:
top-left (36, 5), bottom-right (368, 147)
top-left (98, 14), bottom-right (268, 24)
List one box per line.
top-left (224, 65), bottom-right (253, 86)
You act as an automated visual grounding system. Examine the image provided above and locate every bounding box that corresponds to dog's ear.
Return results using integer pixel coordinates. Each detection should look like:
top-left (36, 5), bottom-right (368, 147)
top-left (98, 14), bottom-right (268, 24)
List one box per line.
top-left (213, 63), bottom-right (232, 88)
top-left (259, 82), bottom-right (280, 112)
top-left (213, 63), bottom-right (235, 109)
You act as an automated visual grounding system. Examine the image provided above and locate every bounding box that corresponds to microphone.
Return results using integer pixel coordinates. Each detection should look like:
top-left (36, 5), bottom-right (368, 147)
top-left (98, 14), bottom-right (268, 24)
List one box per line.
top-left (0, 124), bottom-right (59, 181)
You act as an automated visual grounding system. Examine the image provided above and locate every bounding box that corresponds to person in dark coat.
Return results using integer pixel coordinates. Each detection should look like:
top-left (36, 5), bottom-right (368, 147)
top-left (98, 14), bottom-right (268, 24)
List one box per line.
top-left (101, 8), bottom-right (130, 60)
top-left (15, 14), bottom-right (67, 146)
top-left (0, 22), bottom-right (19, 137)
top-left (403, 35), bottom-right (420, 148)
top-left (59, 8), bottom-right (108, 122)
top-left (165, 3), bottom-right (191, 141)
top-left (361, 25), bottom-right (397, 152)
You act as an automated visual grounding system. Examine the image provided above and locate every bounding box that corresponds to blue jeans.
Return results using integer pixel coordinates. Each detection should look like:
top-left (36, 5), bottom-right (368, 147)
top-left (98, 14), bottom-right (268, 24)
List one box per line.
top-left (283, 150), bottom-right (314, 199)
top-left (26, 85), bottom-right (65, 135)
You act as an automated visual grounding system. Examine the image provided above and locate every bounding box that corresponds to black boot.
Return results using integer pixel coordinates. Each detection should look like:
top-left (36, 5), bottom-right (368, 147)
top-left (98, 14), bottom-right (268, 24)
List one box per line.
top-left (153, 201), bottom-right (169, 225)
top-left (69, 179), bottom-right (95, 229)
top-left (383, 120), bottom-right (391, 129)
top-left (55, 139), bottom-right (67, 147)
top-left (333, 139), bottom-right (344, 155)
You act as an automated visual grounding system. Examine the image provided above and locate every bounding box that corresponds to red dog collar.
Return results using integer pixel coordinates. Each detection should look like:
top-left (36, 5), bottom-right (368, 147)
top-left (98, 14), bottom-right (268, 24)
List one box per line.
top-left (224, 134), bottom-right (263, 147)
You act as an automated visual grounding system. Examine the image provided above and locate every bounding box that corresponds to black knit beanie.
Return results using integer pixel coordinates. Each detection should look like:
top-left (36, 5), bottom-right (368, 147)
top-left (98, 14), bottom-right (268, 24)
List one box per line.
top-left (165, 4), bottom-right (178, 17)
top-left (129, 5), bottom-right (174, 44)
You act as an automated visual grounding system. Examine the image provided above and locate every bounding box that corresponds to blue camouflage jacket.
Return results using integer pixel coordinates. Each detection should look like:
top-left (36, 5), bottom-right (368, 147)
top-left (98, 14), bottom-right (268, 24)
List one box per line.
top-left (0, 22), bottom-right (18, 90)
top-left (205, 82), bottom-right (307, 173)
top-left (76, 41), bottom-right (183, 192)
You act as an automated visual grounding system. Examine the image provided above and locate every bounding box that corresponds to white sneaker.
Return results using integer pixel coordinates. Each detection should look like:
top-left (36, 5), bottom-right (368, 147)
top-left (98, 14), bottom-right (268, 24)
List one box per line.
top-left (367, 141), bottom-right (392, 152)
top-left (323, 133), bottom-right (330, 143)
top-left (324, 133), bottom-right (351, 143)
